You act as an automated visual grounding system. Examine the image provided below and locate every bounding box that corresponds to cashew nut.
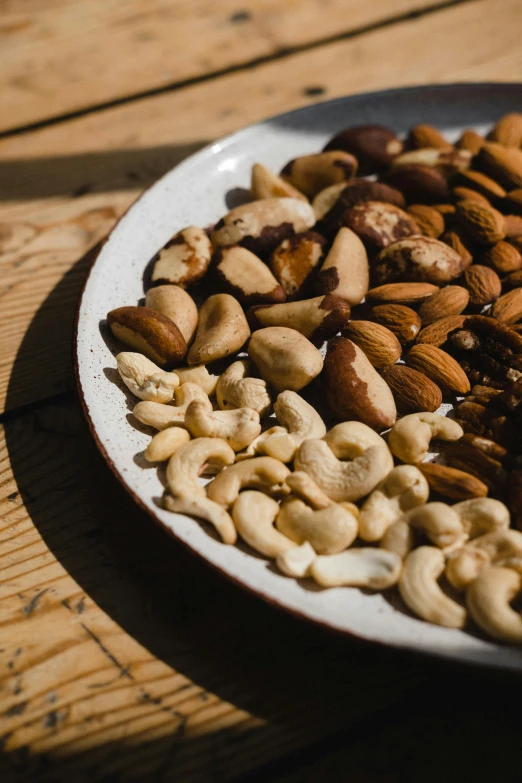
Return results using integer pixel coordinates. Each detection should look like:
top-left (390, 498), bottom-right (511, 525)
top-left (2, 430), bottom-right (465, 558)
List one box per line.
top-left (184, 401), bottom-right (261, 452)
top-left (259, 391), bottom-right (326, 462)
top-left (232, 491), bottom-right (294, 557)
top-left (446, 529), bottom-right (522, 590)
top-left (452, 498), bottom-right (510, 538)
top-left (206, 457), bottom-right (290, 507)
top-left (235, 426), bottom-right (287, 461)
top-left (382, 502), bottom-right (466, 556)
top-left (467, 566), bottom-right (522, 644)
top-left (311, 549), bottom-right (402, 589)
top-left (163, 494), bottom-right (236, 545)
top-left (145, 427), bottom-right (191, 462)
top-left (399, 547), bottom-right (467, 628)
top-left (116, 352), bottom-right (179, 403)
top-left (276, 542), bottom-right (317, 578)
top-left (388, 413), bottom-right (464, 464)
top-left (380, 520), bottom-right (414, 560)
top-left (216, 360), bottom-right (271, 416)
top-left (132, 383), bottom-right (212, 430)
top-left (294, 422), bottom-right (394, 502)
top-left (286, 472), bottom-right (333, 510)
top-left (359, 466), bottom-right (430, 542)
top-left (166, 437), bottom-right (235, 499)
top-left (276, 496), bottom-right (358, 554)
top-left (175, 365), bottom-right (219, 396)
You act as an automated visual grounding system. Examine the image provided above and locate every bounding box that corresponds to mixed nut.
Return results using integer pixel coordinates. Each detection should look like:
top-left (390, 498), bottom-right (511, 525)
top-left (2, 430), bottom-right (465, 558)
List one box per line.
top-left (107, 112), bottom-right (522, 646)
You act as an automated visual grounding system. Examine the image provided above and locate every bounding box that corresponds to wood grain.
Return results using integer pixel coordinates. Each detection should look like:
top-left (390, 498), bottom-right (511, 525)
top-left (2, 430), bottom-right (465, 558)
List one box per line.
top-left (0, 400), bottom-right (432, 780)
top-left (1, 0), bottom-right (522, 414)
top-left (0, 0), bottom-right (445, 132)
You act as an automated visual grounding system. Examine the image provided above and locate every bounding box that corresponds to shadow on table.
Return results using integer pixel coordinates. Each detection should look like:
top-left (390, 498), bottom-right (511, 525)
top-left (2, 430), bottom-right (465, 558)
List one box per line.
top-left (3, 219), bottom-right (522, 783)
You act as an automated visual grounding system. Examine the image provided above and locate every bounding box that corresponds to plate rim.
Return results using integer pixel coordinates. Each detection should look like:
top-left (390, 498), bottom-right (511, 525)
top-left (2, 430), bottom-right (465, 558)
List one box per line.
top-left (73, 82), bottom-right (522, 670)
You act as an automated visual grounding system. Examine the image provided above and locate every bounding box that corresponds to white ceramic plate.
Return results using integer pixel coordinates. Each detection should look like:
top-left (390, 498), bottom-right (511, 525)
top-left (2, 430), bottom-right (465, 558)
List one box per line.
top-left (75, 83), bottom-right (522, 671)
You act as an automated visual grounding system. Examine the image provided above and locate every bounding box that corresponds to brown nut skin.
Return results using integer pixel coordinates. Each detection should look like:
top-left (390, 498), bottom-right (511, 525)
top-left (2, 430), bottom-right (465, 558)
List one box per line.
top-left (145, 285), bottom-right (198, 345)
top-left (341, 321), bottom-right (402, 368)
top-left (371, 304), bottom-right (421, 344)
top-left (270, 231), bottom-right (325, 299)
top-left (214, 246), bottom-right (286, 306)
top-left (248, 327), bottom-right (323, 393)
top-left (340, 201), bottom-right (420, 256)
top-left (281, 151), bottom-right (358, 198)
top-left (407, 204), bottom-right (445, 239)
top-left (366, 282), bottom-right (439, 305)
top-left (382, 164), bottom-right (451, 204)
top-left (248, 295), bottom-right (351, 343)
top-left (381, 365), bottom-right (442, 414)
top-left (151, 226), bottom-right (212, 287)
top-left (107, 306), bottom-right (187, 367)
top-left (373, 236), bottom-right (464, 286)
top-left (322, 336), bottom-right (397, 432)
top-left (416, 315), bottom-right (467, 346)
top-left (418, 285), bottom-right (469, 325)
top-left (483, 241), bottom-right (522, 275)
top-left (315, 227), bottom-right (369, 305)
top-left (405, 343), bottom-right (471, 395)
top-left (323, 125), bottom-right (403, 174)
top-left (463, 265), bottom-right (502, 307)
top-left (187, 294), bottom-right (250, 365)
top-left (211, 198), bottom-right (316, 259)
top-left (417, 462), bottom-right (488, 501)
top-left (407, 124), bottom-right (452, 150)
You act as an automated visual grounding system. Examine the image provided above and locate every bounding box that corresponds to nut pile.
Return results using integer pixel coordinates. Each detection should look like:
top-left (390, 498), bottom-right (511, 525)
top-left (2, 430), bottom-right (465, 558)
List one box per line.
top-left (107, 112), bottom-right (522, 646)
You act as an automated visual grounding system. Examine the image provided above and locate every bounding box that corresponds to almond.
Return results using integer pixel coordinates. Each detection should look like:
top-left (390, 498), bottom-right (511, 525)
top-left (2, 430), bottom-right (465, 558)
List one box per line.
top-left (366, 282), bottom-right (439, 305)
top-left (455, 170), bottom-right (506, 200)
top-left (489, 113), bottom-right (522, 147)
top-left (504, 269), bottom-right (522, 289)
top-left (370, 304), bottom-right (421, 343)
top-left (418, 285), bottom-right (469, 325)
top-left (463, 265), bottom-right (502, 306)
top-left (383, 164), bottom-right (450, 204)
top-left (441, 229), bottom-right (474, 268)
top-left (456, 129), bottom-right (485, 155)
top-left (341, 321), bottom-right (402, 367)
top-left (504, 215), bottom-right (522, 238)
top-left (323, 125), bottom-right (403, 174)
top-left (407, 124), bottom-right (452, 150)
top-left (407, 204), bottom-right (445, 238)
top-left (478, 142), bottom-right (522, 189)
top-left (456, 200), bottom-right (506, 245)
top-left (483, 241), bottom-right (522, 275)
top-left (416, 315), bottom-right (467, 346)
top-left (380, 365), bottom-right (442, 413)
top-left (452, 187), bottom-right (491, 206)
top-left (417, 463), bottom-right (488, 500)
top-left (405, 343), bottom-right (470, 394)
top-left (490, 288), bottom-right (522, 323)
top-left (505, 188), bottom-right (522, 216)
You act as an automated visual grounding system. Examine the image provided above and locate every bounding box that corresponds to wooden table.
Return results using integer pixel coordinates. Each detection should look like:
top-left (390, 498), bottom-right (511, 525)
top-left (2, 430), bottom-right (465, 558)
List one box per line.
top-left (2, 2), bottom-right (522, 780)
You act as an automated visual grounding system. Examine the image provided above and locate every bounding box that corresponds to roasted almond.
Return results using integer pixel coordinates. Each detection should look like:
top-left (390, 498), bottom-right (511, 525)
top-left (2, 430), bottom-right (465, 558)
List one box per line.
top-left (407, 124), bottom-right (452, 150)
top-left (489, 113), bottom-right (522, 147)
top-left (416, 315), bottom-right (467, 346)
top-left (417, 463), bottom-right (488, 500)
top-left (373, 236), bottom-right (464, 285)
top-left (455, 170), bottom-right (506, 200)
top-left (383, 164), bottom-right (450, 204)
top-left (406, 204), bottom-right (445, 238)
top-left (341, 320), bottom-right (402, 367)
top-left (281, 151), bottom-right (358, 198)
top-left (418, 285), bottom-right (469, 325)
top-left (490, 288), bottom-right (522, 323)
top-left (504, 215), bottom-right (522, 238)
top-left (477, 142), bottom-right (522, 189)
top-left (339, 200), bottom-right (419, 255)
top-left (453, 187), bottom-right (491, 206)
top-left (456, 200), bottom-right (506, 245)
top-left (456, 129), bottom-right (484, 154)
top-left (463, 265), bottom-right (502, 306)
top-left (483, 241), bottom-right (522, 275)
top-left (366, 282), bottom-right (439, 305)
top-left (380, 364), bottom-right (442, 413)
top-left (370, 304), bottom-right (421, 343)
top-left (503, 269), bottom-right (522, 289)
top-left (505, 188), bottom-right (522, 216)
top-left (405, 343), bottom-right (470, 394)
top-left (441, 229), bottom-right (474, 268)
top-left (323, 124), bottom-right (403, 173)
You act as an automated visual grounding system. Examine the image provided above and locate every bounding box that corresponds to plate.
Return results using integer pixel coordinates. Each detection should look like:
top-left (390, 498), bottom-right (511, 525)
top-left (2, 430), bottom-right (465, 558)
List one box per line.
top-left (75, 83), bottom-right (522, 671)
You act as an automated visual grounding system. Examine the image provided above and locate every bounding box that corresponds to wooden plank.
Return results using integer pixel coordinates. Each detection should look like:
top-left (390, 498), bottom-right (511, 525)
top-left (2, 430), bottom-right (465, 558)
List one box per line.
top-left (2, 0), bottom-right (522, 412)
top-left (0, 400), bottom-right (429, 780)
top-left (1, 0), bottom-right (445, 132)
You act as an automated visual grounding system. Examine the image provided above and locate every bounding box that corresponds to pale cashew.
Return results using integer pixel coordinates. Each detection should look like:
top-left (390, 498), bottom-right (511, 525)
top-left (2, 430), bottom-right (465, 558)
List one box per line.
top-left (116, 352), bottom-right (179, 403)
top-left (207, 457), bottom-right (290, 507)
top-left (467, 566), bottom-right (522, 644)
top-left (446, 529), bottom-right (522, 590)
top-left (163, 494), bottom-right (236, 545)
top-left (166, 437), bottom-right (235, 499)
top-left (359, 466), bottom-right (430, 542)
top-left (382, 502), bottom-right (466, 556)
top-left (216, 360), bottom-right (271, 416)
top-left (452, 498), bottom-right (510, 538)
top-left (145, 427), bottom-right (191, 462)
top-left (388, 413), bottom-right (464, 464)
top-left (175, 365), bottom-right (219, 396)
top-left (380, 520), bottom-right (414, 560)
top-left (259, 391), bottom-right (326, 463)
top-left (232, 491), bottom-right (294, 557)
top-left (399, 547), bottom-right (467, 629)
top-left (276, 542), bottom-right (317, 578)
top-left (311, 549), bottom-right (402, 589)
top-left (294, 422), bottom-right (394, 502)
top-left (276, 496), bottom-right (358, 555)
top-left (286, 472), bottom-right (333, 510)
top-left (184, 401), bottom-right (261, 452)
top-left (133, 383), bottom-right (211, 430)
top-left (235, 426), bottom-right (287, 461)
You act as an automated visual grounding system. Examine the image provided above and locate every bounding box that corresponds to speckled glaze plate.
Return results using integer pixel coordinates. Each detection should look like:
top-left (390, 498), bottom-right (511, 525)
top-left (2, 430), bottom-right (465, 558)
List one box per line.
top-left (75, 83), bottom-right (522, 671)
